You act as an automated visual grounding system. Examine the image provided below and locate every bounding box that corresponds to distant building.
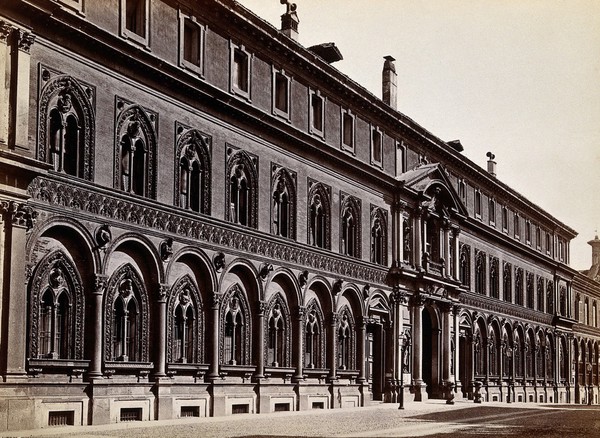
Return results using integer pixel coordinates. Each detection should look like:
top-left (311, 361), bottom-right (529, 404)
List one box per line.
top-left (0, 0), bottom-right (598, 431)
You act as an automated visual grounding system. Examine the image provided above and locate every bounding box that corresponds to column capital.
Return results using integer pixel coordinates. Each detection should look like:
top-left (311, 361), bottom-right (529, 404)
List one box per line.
top-left (15, 29), bottom-right (35, 53)
top-left (256, 300), bottom-right (267, 315)
top-left (439, 301), bottom-right (453, 313)
top-left (297, 305), bottom-right (307, 320)
top-left (0, 200), bottom-right (37, 230)
top-left (93, 274), bottom-right (108, 295)
top-left (391, 289), bottom-right (408, 305)
top-left (452, 304), bottom-right (462, 316)
top-left (0, 21), bottom-right (14, 43)
top-left (451, 225), bottom-right (461, 238)
top-left (393, 199), bottom-right (408, 212)
top-left (211, 292), bottom-right (223, 309)
top-left (158, 284), bottom-right (170, 303)
top-left (409, 293), bottom-right (426, 308)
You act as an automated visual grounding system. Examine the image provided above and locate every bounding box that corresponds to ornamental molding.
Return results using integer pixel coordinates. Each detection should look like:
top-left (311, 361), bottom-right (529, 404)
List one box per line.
top-left (0, 199), bottom-right (37, 229)
top-left (28, 177), bottom-right (387, 285)
top-left (461, 293), bottom-right (553, 326)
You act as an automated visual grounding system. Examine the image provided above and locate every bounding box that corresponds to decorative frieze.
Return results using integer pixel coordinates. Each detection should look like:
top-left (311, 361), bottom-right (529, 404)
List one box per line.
top-left (0, 199), bottom-right (37, 230)
top-left (28, 177), bottom-right (388, 284)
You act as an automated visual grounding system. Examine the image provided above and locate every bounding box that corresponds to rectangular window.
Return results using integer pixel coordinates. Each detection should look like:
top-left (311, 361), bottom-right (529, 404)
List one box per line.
top-left (341, 109), bottom-right (354, 152)
top-left (120, 408), bottom-right (142, 422)
top-left (514, 214), bottom-right (520, 239)
top-left (489, 199), bottom-right (496, 226)
top-left (546, 233), bottom-right (551, 255)
top-left (458, 179), bottom-right (466, 199)
top-left (310, 91), bottom-right (324, 135)
top-left (180, 406), bottom-right (200, 417)
top-left (396, 141), bottom-right (406, 176)
top-left (232, 404), bottom-right (249, 415)
top-left (474, 190), bottom-right (482, 218)
top-left (273, 68), bottom-right (290, 117)
top-left (179, 13), bottom-right (205, 76)
top-left (121, 0), bottom-right (148, 44)
top-left (371, 126), bottom-right (383, 166)
top-left (536, 227), bottom-right (541, 250)
top-left (231, 43), bottom-right (251, 98)
top-left (525, 221), bottom-right (531, 244)
top-left (48, 411), bottom-right (74, 427)
top-left (312, 402), bottom-right (325, 409)
top-left (502, 206), bottom-right (508, 231)
top-left (274, 403), bottom-right (290, 412)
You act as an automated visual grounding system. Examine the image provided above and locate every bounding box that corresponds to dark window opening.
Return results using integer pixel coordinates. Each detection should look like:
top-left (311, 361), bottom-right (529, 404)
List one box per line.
top-left (48, 411), bottom-right (74, 427)
top-left (120, 408), bottom-right (142, 422)
top-left (232, 404), bottom-right (249, 415)
top-left (125, 0), bottom-right (145, 37)
top-left (180, 406), bottom-right (200, 417)
top-left (183, 19), bottom-right (200, 66)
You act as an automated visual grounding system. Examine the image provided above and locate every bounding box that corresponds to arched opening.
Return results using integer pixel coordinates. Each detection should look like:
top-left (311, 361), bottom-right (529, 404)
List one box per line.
top-left (422, 306), bottom-right (441, 397)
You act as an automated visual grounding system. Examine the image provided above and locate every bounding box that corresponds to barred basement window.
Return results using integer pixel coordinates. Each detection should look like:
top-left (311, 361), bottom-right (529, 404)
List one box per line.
top-left (120, 408), bottom-right (142, 422)
top-left (48, 411), bottom-right (74, 427)
top-left (180, 406), bottom-right (200, 417)
top-left (232, 404), bottom-right (249, 414)
top-left (312, 402), bottom-right (324, 409)
top-left (274, 403), bottom-right (290, 412)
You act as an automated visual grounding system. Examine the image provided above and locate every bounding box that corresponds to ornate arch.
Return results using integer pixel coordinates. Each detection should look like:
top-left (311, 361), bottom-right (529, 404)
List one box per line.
top-left (38, 72), bottom-right (95, 180)
top-left (114, 101), bottom-right (157, 198)
top-left (271, 165), bottom-right (297, 239)
top-left (305, 299), bottom-right (326, 369)
top-left (225, 147), bottom-right (258, 228)
top-left (307, 180), bottom-right (331, 250)
top-left (219, 283), bottom-right (252, 365)
top-left (174, 127), bottom-right (212, 215)
top-left (339, 192), bottom-right (361, 258)
top-left (167, 275), bottom-right (204, 364)
top-left (104, 264), bottom-right (150, 362)
top-left (264, 293), bottom-right (292, 367)
top-left (28, 250), bottom-right (85, 360)
top-left (370, 206), bottom-right (388, 266)
top-left (337, 305), bottom-right (356, 370)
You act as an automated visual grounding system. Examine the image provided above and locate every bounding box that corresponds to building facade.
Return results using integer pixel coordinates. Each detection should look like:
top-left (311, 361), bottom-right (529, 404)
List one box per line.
top-left (0, 0), bottom-right (599, 431)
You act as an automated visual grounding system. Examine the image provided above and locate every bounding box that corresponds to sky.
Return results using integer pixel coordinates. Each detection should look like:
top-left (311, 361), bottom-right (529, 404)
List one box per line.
top-left (238, 0), bottom-right (600, 271)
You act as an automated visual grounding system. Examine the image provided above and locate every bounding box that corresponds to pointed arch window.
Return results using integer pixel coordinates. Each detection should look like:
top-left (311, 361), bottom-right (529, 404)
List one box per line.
top-left (525, 335), bottom-right (534, 378)
top-left (308, 181), bottom-right (331, 250)
top-left (503, 262), bottom-right (512, 303)
top-left (220, 287), bottom-right (251, 366)
top-left (29, 252), bottom-right (85, 362)
top-left (459, 243), bottom-right (470, 287)
top-left (490, 256), bottom-right (499, 299)
top-left (115, 102), bottom-right (157, 199)
top-left (370, 207), bottom-right (387, 266)
top-left (226, 148), bottom-right (258, 228)
top-left (38, 73), bottom-right (95, 181)
top-left (515, 267), bottom-right (524, 306)
top-left (546, 281), bottom-right (554, 314)
top-left (266, 298), bottom-right (290, 367)
top-left (475, 250), bottom-right (486, 294)
top-left (537, 277), bottom-right (545, 312)
top-left (304, 304), bottom-right (324, 369)
top-left (337, 311), bottom-right (354, 370)
top-left (271, 166), bottom-right (296, 239)
top-left (526, 272), bottom-right (535, 309)
top-left (474, 332), bottom-right (484, 376)
top-left (488, 330), bottom-right (498, 376)
top-left (559, 287), bottom-right (567, 317)
top-left (514, 334), bottom-right (523, 378)
top-left (340, 194), bottom-right (361, 258)
top-left (175, 128), bottom-right (211, 214)
top-left (168, 279), bottom-right (203, 365)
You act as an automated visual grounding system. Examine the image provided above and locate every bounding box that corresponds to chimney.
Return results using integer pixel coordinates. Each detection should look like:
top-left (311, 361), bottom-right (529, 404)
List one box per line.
top-left (382, 56), bottom-right (397, 109)
top-left (486, 152), bottom-right (496, 177)
top-left (589, 233), bottom-right (600, 266)
top-left (280, 0), bottom-right (299, 41)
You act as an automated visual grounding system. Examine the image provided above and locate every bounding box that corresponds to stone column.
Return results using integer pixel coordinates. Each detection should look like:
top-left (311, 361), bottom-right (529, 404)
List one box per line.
top-left (0, 22), bottom-right (13, 146)
top-left (357, 317), bottom-right (367, 384)
top-left (391, 289), bottom-right (406, 384)
top-left (452, 227), bottom-right (460, 281)
top-left (453, 305), bottom-right (461, 391)
top-left (154, 284), bottom-right (169, 378)
top-left (442, 224), bottom-right (451, 277)
top-left (0, 201), bottom-right (35, 378)
top-left (89, 275), bottom-right (107, 379)
top-left (392, 201), bottom-right (407, 265)
top-left (10, 29), bottom-right (34, 151)
top-left (413, 208), bottom-right (423, 270)
top-left (329, 312), bottom-right (338, 381)
top-left (410, 294), bottom-right (426, 400)
top-left (254, 300), bottom-right (266, 380)
top-left (208, 292), bottom-right (222, 380)
top-left (294, 306), bottom-right (306, 382)
top-left (441, 302), bottom-right (452, 384)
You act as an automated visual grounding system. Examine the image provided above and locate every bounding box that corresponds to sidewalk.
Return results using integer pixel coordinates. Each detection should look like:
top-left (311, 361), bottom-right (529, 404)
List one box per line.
top-left (0, 399), bottom-right (552, 438)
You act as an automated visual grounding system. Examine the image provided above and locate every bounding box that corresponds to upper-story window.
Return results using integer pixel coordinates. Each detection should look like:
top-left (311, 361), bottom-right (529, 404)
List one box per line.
top-left (514, 214), bottom-right (521, 240)
top-left (114, 100), bottom-right (157, 199)
top-left (371, 126), bottom-right (383, 167)
top-left (503, 262), bottom-right (512, 303)
top-left (490, 256), bottom-right (499, 299)
top-left (545, 233), bottom-right (552, 255)
top-left (535, 227), bottom-right (541, 250)
top-left (341, 108), bottom-right (355, 153)
top-left (501, 206), bottom-right (509, 232)
top-left (525, 221), bottom-right (532, 245)
top-left (272, 68), bottom-right (291, 119)
top-left (226, 147), bottom-right (258, 228)
top-left (475, 250), bottom-right (486, 294)
top-left (308, 180), bottom-right (331, 250)
top-left (175, 127), bottom-right (211, 214)
top-left (458, 179), bottom-right (466, 200)
top-left (121, 0), bottom-right (149, 45)
top-left (585, 298), bottom-right (590, 325)
top-left (179, 13), bottom-right (205, 76)
top-left (526, 272), bottom-right (534, 309)
top-left (474, 190), bottom-right (482, 218)
top-left (271, 165), bottom-right (297, 239)
top-left (309, 90), bottom-right (324, 136)
top-left (558, 239), bottom-right (564, 261)
top-left (370, 206), bottom-right (388, 266)
top-left (459, 243), bottom-right (471, 288)
top-left (536, 277), bottom-right (544, 312)
top-left (396, 141), bottom-right (406, 176)
top-left (230, 43), bottom-right (251, 99)
top-left (488, 198), bottom-right (496, 226)
top-left (38, 71), bottom-right (95, 181)
top-left (515, 267), bottom-right (524, 306)
top-left (340, 193), bottom-right (361, 258)
top-left (593, 301), bottom-right (598, 327)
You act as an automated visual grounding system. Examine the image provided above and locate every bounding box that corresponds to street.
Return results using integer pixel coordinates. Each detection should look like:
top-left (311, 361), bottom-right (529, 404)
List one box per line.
top-left (4, 400), bottom-right (600, 438)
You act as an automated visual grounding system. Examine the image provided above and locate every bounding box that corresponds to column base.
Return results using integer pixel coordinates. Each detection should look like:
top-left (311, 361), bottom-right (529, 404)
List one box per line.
top-left (411, 380), bottom-right (428, 402)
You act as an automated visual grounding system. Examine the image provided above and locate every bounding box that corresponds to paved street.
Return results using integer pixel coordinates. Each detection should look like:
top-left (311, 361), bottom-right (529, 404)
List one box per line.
top-left (4, 400), bottom-right (600, 438)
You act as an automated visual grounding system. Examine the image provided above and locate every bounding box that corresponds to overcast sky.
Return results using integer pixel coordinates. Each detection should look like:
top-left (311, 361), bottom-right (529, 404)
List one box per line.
top-left (238, 0), bottom-right (600, 271)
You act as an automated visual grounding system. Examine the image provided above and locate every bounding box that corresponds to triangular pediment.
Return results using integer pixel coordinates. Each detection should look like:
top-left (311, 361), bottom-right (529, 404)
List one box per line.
top-left (397, 162), bottom-right (468, 217)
